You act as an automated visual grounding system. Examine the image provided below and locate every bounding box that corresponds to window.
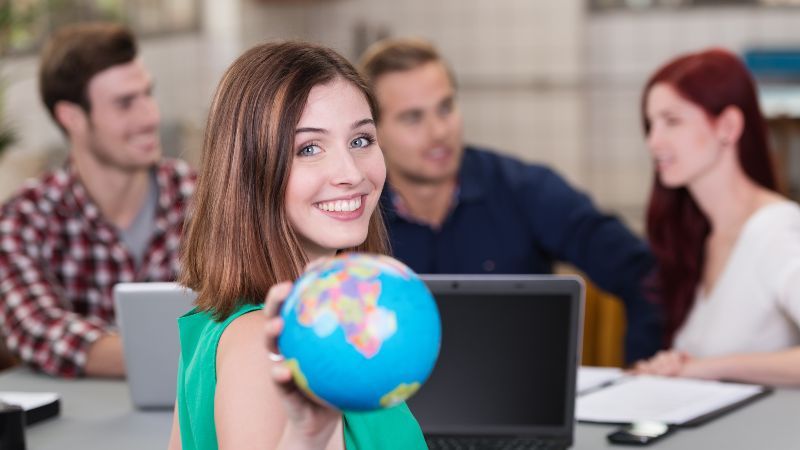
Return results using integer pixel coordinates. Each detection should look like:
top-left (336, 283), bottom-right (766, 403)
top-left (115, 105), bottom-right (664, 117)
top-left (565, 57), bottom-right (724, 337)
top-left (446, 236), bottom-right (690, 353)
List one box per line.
top-left (1, 0), bottom-right (200, 56)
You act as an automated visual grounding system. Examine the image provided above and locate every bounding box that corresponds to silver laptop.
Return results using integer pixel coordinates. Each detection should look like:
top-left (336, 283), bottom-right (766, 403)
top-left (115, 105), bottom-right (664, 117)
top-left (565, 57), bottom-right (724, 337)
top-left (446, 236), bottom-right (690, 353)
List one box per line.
top-left (408, 275), bottom-right (584, 450)
top-left (113, 282), bottom-right (196, 409)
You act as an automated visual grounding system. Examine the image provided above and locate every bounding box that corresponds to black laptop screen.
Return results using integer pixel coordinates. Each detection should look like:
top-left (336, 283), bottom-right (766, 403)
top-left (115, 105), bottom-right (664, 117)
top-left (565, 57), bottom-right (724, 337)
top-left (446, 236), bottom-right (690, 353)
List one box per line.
top-left (407, 292), bottom-right (574, 431)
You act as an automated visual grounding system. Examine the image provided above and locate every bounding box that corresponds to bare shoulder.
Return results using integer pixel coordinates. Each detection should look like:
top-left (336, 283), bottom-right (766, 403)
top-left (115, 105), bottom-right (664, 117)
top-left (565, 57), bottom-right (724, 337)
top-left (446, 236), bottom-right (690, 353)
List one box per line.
top-left (217, 309), bottom-right (268, 367)
top-left (214, 308), bottom-right (288, 447)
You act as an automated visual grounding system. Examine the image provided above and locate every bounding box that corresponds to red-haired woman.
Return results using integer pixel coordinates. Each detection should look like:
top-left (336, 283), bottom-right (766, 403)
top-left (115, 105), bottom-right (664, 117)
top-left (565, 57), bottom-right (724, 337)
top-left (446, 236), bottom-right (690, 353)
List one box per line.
top-left (633, 48), bottom-right (800, 386)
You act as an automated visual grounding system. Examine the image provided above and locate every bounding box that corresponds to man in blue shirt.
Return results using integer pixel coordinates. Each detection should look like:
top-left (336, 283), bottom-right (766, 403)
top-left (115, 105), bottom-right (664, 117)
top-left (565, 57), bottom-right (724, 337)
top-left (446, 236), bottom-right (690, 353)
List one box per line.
top-left (359, 38), bottom-right (661, 363)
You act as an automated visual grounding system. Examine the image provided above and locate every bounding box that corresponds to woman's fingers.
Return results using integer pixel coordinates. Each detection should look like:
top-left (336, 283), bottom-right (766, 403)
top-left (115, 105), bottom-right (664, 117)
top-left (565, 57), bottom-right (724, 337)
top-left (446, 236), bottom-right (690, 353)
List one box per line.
top-left (264, 281), bottom-right (293, 360)
top-left (264, 281), bottom-right (293, 318)
top-left (265, 317), bottom-right (285, 356)
top-left (632, 350), bottom-right (686, 376)
top-left (271, 363), bottom-right (293, 383)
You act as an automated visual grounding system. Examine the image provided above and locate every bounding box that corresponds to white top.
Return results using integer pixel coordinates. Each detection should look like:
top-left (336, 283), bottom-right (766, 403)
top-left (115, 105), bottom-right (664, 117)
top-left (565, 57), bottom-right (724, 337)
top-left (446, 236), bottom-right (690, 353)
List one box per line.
top-left (673, 201), bottom-right (800, 358)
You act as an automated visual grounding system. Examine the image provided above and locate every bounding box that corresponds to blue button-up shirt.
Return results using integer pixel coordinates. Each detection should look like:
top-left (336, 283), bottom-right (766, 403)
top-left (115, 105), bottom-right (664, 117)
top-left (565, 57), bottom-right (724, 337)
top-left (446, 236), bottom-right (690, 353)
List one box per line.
top-left (382, 146), bottom-right (661, 363)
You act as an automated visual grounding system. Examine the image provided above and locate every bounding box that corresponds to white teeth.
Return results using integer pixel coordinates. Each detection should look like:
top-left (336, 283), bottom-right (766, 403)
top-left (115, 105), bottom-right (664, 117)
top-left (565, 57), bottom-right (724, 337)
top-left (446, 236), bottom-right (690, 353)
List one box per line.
top-left (316, 197), bottom-right (362, 212)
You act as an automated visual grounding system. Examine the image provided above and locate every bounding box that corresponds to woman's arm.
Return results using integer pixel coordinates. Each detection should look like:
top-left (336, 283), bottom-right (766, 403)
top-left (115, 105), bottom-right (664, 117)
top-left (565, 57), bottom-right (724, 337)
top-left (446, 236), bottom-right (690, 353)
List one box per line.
top-left (679, 347), bottom-right (800, 387)
top-left (633, 347), bottom-right (800, 386)
top-left (215, 283), bottom-right (343, 450)
top-left (168, 404), bottom-right (181, 449)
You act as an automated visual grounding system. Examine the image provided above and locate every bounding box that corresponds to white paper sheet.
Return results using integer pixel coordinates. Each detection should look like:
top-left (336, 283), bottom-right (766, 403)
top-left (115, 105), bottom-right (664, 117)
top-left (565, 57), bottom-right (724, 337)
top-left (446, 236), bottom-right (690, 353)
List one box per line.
top-left (576, 375), bottom-right (765, 425)
top-left (0, 392), bottom-right (59, 411)
top-left (577, 366), bottom-right (625, 394)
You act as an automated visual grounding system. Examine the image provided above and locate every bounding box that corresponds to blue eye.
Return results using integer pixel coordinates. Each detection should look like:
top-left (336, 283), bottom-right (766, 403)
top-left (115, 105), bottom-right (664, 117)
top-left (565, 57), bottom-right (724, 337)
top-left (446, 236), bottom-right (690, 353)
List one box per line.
top-left (351, 136), bottom-right (373, 149)
top-left (298, 144), bottom-right (322, 157)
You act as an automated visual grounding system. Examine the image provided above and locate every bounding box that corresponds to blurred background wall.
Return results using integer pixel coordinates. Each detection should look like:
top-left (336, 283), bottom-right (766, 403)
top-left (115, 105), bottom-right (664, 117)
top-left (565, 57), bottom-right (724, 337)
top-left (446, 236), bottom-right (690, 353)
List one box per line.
top-left (3, 0), bottom-right (800, 233)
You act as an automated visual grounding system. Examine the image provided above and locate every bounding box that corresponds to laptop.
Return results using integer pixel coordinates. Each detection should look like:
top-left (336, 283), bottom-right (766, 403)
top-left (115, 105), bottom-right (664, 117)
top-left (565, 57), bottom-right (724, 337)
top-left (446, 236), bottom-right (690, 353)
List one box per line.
top-left (113, 282), bottom-right (196, 409)
top-left (409, 275), bottom-right (584, 450)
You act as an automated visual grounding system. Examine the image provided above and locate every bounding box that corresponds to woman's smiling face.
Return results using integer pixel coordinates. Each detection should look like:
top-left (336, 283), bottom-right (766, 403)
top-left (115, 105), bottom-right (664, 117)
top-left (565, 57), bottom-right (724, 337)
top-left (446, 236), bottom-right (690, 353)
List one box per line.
top-left (285, 78), bottom-right (386, 261)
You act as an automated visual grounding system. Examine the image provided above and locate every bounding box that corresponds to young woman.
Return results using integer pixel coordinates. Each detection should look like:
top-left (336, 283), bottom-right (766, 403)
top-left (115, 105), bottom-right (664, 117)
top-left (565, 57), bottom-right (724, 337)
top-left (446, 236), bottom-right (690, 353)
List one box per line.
top-left (168, 42), bottom-right (426, 449)
top-left (633, 48), bottom-right (800, 386)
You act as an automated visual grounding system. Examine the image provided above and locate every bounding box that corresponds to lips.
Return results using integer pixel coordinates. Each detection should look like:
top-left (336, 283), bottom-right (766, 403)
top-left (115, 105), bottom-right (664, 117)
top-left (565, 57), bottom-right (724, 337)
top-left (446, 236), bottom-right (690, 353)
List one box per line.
top-left (653, 154), bottom-right (675, 170)
top-left (424, 146), bottom-right (451, 163)
top-left (128, 132), bottom-right (160, 152)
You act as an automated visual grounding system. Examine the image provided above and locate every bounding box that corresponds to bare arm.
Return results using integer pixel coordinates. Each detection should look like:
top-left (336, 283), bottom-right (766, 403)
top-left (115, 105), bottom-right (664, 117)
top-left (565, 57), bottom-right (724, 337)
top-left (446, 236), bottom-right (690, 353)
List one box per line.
top-left (680, 348), bottom-right (800, 386)
top-left (85, 334), bottom-right (125, 377)
top-left (215, 283), bottom-right (342, 450)
top-left (215, 311), bottom-right (292, 448)
top-left (633, 347), bottom-right (800, 387)
top-left (168, 403), bottom-right (182, 450)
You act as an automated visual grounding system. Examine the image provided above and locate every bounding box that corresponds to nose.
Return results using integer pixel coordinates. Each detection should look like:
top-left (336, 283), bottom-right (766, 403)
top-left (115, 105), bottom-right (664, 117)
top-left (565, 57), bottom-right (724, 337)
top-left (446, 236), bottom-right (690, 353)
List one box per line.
top-left (330, 148), bottom-right (366, 187)
top-left (645, 127), bottom-right (661, 154)
top-left (427, 114), bottom-right (448, 141)
top-left (137, 96), bottom-right (161, 131)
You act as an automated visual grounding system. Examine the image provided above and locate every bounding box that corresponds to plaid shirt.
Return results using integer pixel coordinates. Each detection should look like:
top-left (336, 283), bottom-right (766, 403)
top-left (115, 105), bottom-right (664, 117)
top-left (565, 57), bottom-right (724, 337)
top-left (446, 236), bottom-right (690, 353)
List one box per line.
top-left (0, 158), bottom-right (195, 377)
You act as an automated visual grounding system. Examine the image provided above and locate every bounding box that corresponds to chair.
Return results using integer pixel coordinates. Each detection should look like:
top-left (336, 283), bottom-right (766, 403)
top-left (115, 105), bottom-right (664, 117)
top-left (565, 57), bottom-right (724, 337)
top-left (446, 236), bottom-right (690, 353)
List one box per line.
top-left (557, 265), bottom-right (626, 367)
top-left (580, 281), bottom-right (626, 367)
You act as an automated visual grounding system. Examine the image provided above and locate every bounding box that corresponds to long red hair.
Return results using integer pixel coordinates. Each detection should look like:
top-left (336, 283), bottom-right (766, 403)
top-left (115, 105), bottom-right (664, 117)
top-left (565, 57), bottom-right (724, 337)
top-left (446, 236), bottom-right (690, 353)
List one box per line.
top-left (642, 48), bottom-right (777, 344)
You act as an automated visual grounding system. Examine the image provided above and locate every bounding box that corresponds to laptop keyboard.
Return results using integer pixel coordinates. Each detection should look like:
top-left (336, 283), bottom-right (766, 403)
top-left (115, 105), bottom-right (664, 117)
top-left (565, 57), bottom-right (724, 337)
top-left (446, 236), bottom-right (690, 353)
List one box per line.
top-left (424, 435), bottom-right (566, 450)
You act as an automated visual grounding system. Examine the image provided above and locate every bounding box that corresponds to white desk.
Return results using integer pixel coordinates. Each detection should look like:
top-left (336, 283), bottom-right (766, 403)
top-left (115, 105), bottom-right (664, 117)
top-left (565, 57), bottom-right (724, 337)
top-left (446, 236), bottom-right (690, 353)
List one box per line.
top-left (2, 367), bottom-right (799, 449)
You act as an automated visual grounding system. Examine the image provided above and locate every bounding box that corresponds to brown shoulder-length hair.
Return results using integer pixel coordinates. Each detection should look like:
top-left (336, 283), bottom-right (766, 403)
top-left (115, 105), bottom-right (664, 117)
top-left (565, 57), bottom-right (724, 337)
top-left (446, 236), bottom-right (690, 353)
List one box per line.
top-left (181, 41), bottom-right (389, 320)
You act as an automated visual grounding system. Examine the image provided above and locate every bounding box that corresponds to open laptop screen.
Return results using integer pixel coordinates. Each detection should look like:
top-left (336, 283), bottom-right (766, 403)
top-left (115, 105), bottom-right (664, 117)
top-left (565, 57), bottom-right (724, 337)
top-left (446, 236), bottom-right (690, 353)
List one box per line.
top-left (408, 276), bottom-right (582, 438)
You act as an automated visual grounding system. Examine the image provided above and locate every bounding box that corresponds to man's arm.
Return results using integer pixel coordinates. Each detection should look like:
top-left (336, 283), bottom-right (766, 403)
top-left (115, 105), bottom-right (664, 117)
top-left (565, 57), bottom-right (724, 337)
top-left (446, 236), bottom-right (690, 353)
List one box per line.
top-left (85, 334), bottom-right (125, 377)
top-left (0, 209), bottom-right (116, 377)
top-left (518, 165), bottom-right (663, 363)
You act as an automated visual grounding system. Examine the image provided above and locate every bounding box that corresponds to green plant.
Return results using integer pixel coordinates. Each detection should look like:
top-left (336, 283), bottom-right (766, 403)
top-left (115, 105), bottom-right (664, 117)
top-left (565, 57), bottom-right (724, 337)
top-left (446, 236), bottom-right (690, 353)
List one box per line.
top-left (0, 125), bottom-right (14, 156)
top-left (0, 88), bottom-right (13, 157)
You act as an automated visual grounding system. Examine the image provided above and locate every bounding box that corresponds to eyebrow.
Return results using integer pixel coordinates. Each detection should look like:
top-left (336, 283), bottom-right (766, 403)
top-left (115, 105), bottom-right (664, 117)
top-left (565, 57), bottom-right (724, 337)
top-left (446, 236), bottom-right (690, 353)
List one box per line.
top-left (397, 109), bottom-right (423, 121)
top-left (112, 82), bottom-right (155, 105)
top-left (295, 118), bottom-right (374, 134)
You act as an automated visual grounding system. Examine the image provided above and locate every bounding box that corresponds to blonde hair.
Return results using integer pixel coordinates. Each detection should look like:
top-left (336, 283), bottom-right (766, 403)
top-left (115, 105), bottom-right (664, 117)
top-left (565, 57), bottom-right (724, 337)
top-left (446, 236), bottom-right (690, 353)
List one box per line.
top-left (358, 37), bottom-right (456, 89)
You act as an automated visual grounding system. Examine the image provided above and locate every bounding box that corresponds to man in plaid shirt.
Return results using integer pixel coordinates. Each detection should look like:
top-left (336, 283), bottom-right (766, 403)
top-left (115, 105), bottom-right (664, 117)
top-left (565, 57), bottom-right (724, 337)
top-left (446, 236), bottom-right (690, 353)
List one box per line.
top-left (0, 23), bottom-right (196, 377)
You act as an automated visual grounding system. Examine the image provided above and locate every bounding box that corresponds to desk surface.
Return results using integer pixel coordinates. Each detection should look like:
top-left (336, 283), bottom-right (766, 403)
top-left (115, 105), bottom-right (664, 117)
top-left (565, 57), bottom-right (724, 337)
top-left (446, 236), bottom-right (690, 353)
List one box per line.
top-left (2, 367), bottom-right (798, 449)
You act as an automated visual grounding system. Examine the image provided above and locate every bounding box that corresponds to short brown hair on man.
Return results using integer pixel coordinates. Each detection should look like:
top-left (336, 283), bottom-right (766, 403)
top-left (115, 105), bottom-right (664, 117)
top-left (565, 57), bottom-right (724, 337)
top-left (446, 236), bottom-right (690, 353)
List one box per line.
top-left (358, 37), bottom-right (456, 88)
top-left (181, 41), bottom-right (389, 320)
top-left (39, 22), bottom-right (137, 124)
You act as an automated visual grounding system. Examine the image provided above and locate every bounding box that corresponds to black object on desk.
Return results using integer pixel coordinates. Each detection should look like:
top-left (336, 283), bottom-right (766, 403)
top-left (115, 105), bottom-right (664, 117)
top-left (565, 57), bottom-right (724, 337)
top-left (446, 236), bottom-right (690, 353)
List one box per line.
top-left (0, 393), bottom-right (61, 427)
top-left (607, 422), bottom-right (674, 446)
top-left (22, 397), bottom-right (60, 426)
top-left (0, 401), bottom-right (25, 450)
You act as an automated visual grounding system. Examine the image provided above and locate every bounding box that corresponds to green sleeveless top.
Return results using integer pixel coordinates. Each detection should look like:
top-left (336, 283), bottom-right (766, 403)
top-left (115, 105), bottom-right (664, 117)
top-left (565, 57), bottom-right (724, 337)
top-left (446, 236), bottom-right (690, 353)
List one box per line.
top-left (176, 302), bottom-right (427, 450)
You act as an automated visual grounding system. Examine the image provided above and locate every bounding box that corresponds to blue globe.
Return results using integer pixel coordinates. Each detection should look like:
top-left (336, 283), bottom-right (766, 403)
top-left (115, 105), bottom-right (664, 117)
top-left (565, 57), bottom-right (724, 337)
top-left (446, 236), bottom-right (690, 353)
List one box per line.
top-left (278, 253), bottom-right (441, 411)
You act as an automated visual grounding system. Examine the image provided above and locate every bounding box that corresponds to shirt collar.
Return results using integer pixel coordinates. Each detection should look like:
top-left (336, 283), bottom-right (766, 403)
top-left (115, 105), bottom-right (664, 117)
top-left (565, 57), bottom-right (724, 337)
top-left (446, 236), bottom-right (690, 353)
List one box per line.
top-left (61, 160), bottom-right (175, 231)
top-left (383, 147), bottom-right (486, 223)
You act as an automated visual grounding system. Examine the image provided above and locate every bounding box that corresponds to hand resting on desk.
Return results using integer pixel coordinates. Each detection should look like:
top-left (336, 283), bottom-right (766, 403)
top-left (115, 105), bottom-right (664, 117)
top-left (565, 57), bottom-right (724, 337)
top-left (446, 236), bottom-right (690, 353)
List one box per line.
top-left (632, 348), bottom-right (800, 387)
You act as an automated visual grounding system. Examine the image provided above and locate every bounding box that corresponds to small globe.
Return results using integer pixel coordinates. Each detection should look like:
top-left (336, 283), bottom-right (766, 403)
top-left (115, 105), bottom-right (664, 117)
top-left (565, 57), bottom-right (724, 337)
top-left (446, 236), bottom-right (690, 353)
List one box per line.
top-left (278, 253), bottom-right (441, 411)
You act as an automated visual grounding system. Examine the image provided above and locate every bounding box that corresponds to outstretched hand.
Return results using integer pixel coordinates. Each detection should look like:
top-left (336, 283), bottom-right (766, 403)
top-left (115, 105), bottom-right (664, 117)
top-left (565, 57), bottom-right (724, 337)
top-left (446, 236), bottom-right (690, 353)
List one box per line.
top-left (264, 281), bottom-right (341, 449)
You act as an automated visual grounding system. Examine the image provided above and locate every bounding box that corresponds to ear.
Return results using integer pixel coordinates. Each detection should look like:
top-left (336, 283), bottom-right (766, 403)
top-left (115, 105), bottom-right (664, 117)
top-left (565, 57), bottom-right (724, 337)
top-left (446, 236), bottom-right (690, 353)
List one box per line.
top-left (715, 105), bottom-right (744, 148)
top-left (53, 101), bottom-right (88, 136)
